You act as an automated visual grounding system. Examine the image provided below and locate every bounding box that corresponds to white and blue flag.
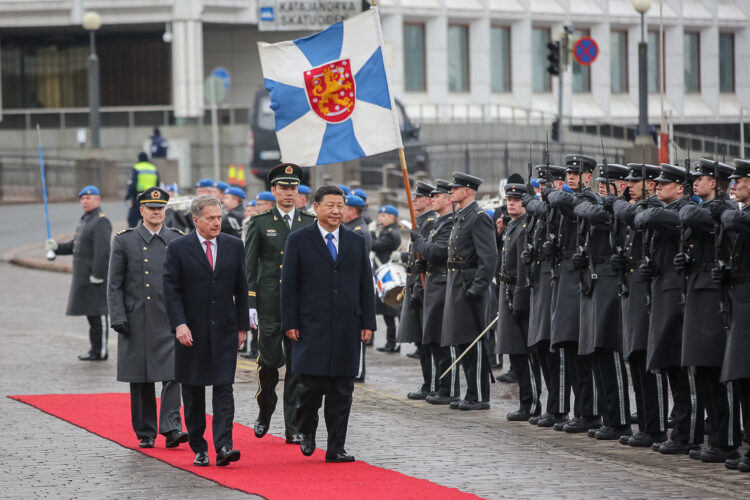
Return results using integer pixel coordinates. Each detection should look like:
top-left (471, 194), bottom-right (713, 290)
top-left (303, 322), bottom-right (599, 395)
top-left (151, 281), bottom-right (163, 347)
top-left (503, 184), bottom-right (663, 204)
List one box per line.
top-left (257, 7), bottom-right (403, 167)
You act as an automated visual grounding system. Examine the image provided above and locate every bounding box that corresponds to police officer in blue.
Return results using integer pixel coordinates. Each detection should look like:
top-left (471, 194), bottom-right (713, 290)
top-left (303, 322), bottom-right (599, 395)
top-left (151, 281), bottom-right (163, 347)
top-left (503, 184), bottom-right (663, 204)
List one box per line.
top-left (126, 152), bottom-right (159, 228)
top-left (221, 187), bottom-right (246, 238)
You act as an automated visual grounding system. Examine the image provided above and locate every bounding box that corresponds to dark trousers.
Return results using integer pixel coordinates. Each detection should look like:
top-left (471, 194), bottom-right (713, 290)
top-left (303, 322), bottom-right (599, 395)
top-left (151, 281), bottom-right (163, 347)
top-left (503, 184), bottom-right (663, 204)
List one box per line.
top-left (694, 366), bottom-right (742, 449)
top-left (663, 366), bottom-right (698, 445)
top-left (129, 381), bottom-right (182, 439)
top-left (736, 378), bottom-right (750, 444)
top-left (629, 350), bottom-right (668, 434)
top-left (592, 348), bottom-right (631, 428)
top-left (181, 383), bottom-right (234, 453)
top-left (383, 315), bottom-right (397, 347)
top-left (85, 315), bottom-right (108, 358)
top-left (256, 335), bottom-right (300, 435)
top-left (458, 340), bottom-right (490, 403)
top-left (533, 340), bottom-right (570, 416)
top-left (417, 342), bottom-right (435, 393)
top-left (295, 374), bottom-right (354, 456)
top-left (432, 343), bottom-right (460, 398)
top-left (509, 353), bottom-right (542, 415)
top-left (561, 342), bottom-right (598, 418)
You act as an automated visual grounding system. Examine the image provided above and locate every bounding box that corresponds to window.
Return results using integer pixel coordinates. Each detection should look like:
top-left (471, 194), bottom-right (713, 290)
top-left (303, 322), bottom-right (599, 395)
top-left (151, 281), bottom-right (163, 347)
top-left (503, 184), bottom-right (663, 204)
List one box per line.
top-left (404, 23), bottom-right (426, 92)
top-left (647, 31), bottom-right (661, 93)
top-left (684, 32), bottom-right (700, 93)
top-left (719, 33), bottom-right (734, 93)
top-left (532, 28), bottom-right (551, 93)
top-left (572, 29), bottom-right (591, 93)
top-left (610, 30), bottom-right (628, 93)
top-left (447, 25), bottom-right (469, 92)
top-left (490, 26), bottom-right (511, 92)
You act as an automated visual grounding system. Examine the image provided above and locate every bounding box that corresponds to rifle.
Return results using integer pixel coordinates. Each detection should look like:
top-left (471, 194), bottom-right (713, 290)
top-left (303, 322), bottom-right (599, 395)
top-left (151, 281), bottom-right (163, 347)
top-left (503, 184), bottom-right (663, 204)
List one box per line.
top-left (575, 143), bottom-right (592, 295)
top-left (678, 143), bottom-right (691, 304)
top-left (524, 144), bottom-right (536, 287)
top-left (544, 134), bottom-right (560, 281)
top-left (713, 155), bottom-right (731, 329)
top-left (601, 140), bottom-right (628, 296)
top-left (640, 161), bottom-right (653, 310)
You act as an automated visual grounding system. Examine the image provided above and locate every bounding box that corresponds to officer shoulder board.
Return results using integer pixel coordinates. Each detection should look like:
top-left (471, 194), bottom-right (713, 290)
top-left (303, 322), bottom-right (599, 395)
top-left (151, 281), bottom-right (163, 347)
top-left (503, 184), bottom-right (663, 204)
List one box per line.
top-left (354, 226), bottom-right (362, 231)
top-left (427, 217), bottom-right (435, 221)
top-left (299, 210), bottom-right (317, 219)
top-left (253, 209), bottom-right (273, 218)
top-left (168, 226), bottom-right (184, 235)
top-left (99, 212), bottom-right (107, 217)
top-left (477, 210), bottom-right (484, 215)
top-left (117, 227), bottom-right (134, 235)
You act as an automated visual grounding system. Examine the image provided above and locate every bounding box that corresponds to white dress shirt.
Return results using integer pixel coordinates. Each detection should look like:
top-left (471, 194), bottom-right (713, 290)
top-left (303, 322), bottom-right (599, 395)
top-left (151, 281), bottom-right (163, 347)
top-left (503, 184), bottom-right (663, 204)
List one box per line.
top-left (277, 206), bottom-right (296, 228)
top-left (317, 222), bottom-right (340, 253)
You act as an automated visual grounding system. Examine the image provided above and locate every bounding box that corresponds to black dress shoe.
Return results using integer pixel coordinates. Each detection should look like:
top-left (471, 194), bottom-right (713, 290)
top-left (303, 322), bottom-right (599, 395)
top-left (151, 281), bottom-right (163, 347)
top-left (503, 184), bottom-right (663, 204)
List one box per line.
top-left (139, 437), bottom-right (155, 448)
top-left (193, 451), bottom-right (209, 466)
top-left (587, 428), bottom-right (598, 438)
top-left (497, 371), bottom-right (517, 383)
top-left (658, 439), bottom-right (696, 455)
top-left (459, 400), bottom-right (490, 411)
top-left (595, 426), bottom-right (632, 440)
top-left (737, 456), bottom-right (750, 472)
top-left (626, 431), bottom-right (660, 448)
top-left (285, 433), bottom-right (303, 444)
top-left (688, 447), bottom-right (703, 460)
top-left (254, 416), bottom-right (270, 438)
top-left (300, 434), bottom-right (315, 456)
top-left (216, 446), bottom-right (240, 466)
top-left (164, 430), bottom-right (188, 448)
top-left (700, 445), bottom-right (739, 463)
top-left (326, 451), bottom-right (355, 463)
top-left (406, 349), bottom-right (421, 359)
top-left (507, 409), bottom-right (532, 421)
top-left (425, 395), bottom-right (457, 405)
top-left (553, 421), bottom-right (568, 432)
top-left (376, 345), bottom-right (395, 353)
top-left (78, 352), bottom-right (106, 361)
top-left (537, 414), bottom-right (566, 428)
top-left (407, 389), bottom-right (430, 400)
top-left (563, 417), bottom-right (589, 433)
top-left (449, 399), bottom-right (464, 410)
top-left (651, 441), bottom-right (665, 452)
top-left (725, 457), bottom-right (741, 470)
top-left (528, 415), bottom-right (541, 425)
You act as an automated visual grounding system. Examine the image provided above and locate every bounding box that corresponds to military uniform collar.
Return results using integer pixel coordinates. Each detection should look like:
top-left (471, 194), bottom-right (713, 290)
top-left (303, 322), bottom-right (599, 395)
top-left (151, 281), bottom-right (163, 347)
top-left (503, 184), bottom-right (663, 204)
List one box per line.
top-left (136, 221), bottom-right (165, 242)
top-left (458, 200), bottom-right (478, 215)
top-left (83, 206), bottom-right (101, 219)
top-left (417, 209), bottom-right (436, 222)
top-left (507, 214), bottom-right (524, 229)
top-left (276, 205), bottom-right (295, 221)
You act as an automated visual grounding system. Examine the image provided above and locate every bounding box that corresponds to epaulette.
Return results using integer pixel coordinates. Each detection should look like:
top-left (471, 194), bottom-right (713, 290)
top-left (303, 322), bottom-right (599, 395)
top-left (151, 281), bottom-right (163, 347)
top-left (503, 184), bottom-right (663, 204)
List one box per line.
top-left (427, 217), bottom-right (435, 221)
top-left (477, 210), bottom-right (484, 215)
top-left (99, 212), bottom-right (107, 217)
top-left (169, 226), bottom-right (184, 235)
top-left (252, 209), bottom-right (273, 218)
top-left (117, 227), bottom-right (134, 235)
top-left (354, 226), bottom-right (361, 230)
top-left (300, 210), bottom-right (317, 218)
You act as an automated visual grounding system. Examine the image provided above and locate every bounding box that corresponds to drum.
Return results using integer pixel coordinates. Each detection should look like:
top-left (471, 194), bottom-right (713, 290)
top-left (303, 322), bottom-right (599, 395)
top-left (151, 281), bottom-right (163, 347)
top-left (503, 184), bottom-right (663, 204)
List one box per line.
top-left (375, 262), bottom-right (407, 306)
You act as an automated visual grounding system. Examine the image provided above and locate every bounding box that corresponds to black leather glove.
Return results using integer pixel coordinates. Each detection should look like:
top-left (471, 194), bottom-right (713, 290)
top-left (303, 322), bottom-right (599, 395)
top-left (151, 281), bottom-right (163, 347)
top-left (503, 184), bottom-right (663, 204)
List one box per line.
top-left (412, 260), bottom-right (426, 275)
top-left (708, 201), bottom-right (729, 222)
top-left (520, 249), bottom-right (533, 265)
top-left (672, 252), bottom-right (690, 272)
top-left (464, 290), bottom-right (482, 302)
top-left (602, 194), bottom-right (618, 212)
top-left (571, 252), bottom-right (588, 270)
top-left (541, 186), bottom-right (554, 202)
top-left (542, 240), bottom-right (558, 258)
top-left (112, 322), bottom-right (129, 336)
top-left (410, 229), bottom-right (421, 242)
top-left (711, 267), bottom-right (730, 286)
top-left (639, 263), bottom-right (654, 282)
top-left (522, 193), bottom-right (536, 207)
top-left (610, 254), bottom-right (626, 272)
top-left (409, 287), bottom-right (423, 307)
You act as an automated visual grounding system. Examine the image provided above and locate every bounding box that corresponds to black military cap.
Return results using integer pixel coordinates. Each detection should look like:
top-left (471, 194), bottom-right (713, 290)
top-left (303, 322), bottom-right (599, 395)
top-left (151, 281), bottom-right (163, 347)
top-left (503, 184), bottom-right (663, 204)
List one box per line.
top-left (730, 159), bottom-right (750, 179)
top-left (504, 183), bottom-right (526, 199)
top-left (625, 163), bottom-right (661, 181)
top-left (137, 186), bottom-right (170, 207)
top-left (448, 172), bottom-right (483, 190)
top-left (654, 163), bottom-right (687, 183)
top-left (564, 154), bottom-right (597, 173)
top-left (536, 164), bottom-right (567, 181)
top-left (267, 162), bottom-right (303, 186)
top-left (694, 158), bottom-right (735, 181)
top-left (415, 180), bottom-right (436, 197)
top-left (431, 179), bottom-right (452, 195)
top-left (595, 163), bottom-right (630, 182)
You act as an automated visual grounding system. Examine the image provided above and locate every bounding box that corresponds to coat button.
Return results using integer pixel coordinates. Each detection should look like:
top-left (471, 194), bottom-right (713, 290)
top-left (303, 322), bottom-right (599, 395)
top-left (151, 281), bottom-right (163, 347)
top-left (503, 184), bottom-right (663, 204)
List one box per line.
top-left (147, 296), bottom-right (151, 300)
top-left (145, 271), bottom-right (149, 275)
top-left (280, 250), bottom-right (284, 255)
top-left (143, 246), bottom-right (147, 250)
top-left (145, 283), bottom-right (150, 287)
top-left (144, 258), bottom-right (148, 262)
top-left (211, 320), bottom-right (215, 325)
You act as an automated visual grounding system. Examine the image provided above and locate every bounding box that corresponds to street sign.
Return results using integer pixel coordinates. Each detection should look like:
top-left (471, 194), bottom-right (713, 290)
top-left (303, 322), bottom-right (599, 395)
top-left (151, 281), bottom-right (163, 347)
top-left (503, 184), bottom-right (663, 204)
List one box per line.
top-left (573, 37), bottom-right (598, 66)
top-left (204, 75), bottom-right (227, 105)
top-left (257, 0), bottom-right (360, 31)
top-left (211, 67), bottom-right (232, 90)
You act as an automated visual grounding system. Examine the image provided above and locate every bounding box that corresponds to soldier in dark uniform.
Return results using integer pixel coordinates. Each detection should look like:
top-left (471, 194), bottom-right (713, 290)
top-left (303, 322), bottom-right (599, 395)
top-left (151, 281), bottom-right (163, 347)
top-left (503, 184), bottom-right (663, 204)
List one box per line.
top-left (245, 163), bottom-right (317, 443)
top-left (343, 194), bottom-right (372, 382)
top-left (107, 187), bottom-right (188, 449)
top-left (45, 185), bottom-right (112, 361)
top-left (546, 155), bottom-right (601, 433)
top-left (634, 163), bottom-right (698, 455)
top-left (497, 183), bottom-right (541, 421)
top-left (676, 158), bottom-right (741, 463)
top-left (414, 180), bottom-right (461, 405)
top-left (400, 182), bottom-right (437, 398)
top-left (442, 172), bottom-right (498, 410)
top-left (353, 188), bottom-right (373, 224)
top-left (611, 163), bottom-right (669, 448)
top-left (372, 205), bottom-right (403, 353)
top-left (575, 163), bottom-right (632, 440)
top-left (523, 164), bottom-right (570, 427)
top-left (718, 158), bottom-right (750, 472)
top-left (221, 187), bottom-right (246, 237)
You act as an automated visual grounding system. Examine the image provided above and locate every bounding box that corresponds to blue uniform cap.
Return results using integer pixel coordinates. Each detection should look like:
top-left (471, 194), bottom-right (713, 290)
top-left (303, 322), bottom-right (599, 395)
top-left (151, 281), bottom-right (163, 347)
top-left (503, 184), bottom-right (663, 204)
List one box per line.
top-left (338, 184), bottom-right (351, 195)
top-left (248, 199), bottom-right (257, 207)
top-left (346, 194), bottom-right (365, 207)
top-left (78, 185), bottom-right (100, 197)
top-left (298, 184), bottom-right (311, 194)
top-left (257, 191), bottom-right (276, 201)
top-left (485, 208), bottom-right (495, 218)
top-left (215, 181), bottom-right (230, 192)
top-left (562, 184), bottom-right (574, 193)
top-left (195, 178), bottom-right (215, 188)
top-left (530, 178), bottom-right (541, 188)
top-left (225, 187), bottom-right (246, 199)
top-left (353, 188), bottom-right (368, 200)
top-left (378, 204), bottom-right (399, 216)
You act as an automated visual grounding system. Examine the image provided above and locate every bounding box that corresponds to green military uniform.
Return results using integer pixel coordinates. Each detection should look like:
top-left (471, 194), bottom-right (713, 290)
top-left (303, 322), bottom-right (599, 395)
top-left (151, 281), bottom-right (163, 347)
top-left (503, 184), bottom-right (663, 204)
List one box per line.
top-left (244, 163), bottom-right (316, 440)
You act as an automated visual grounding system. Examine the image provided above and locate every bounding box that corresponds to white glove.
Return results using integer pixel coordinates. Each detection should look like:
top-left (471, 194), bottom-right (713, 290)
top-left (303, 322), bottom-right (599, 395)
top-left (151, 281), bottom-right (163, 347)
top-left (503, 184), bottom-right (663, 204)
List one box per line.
top-left (249, 308), bottom-right (258, 329)
top-left (390, 250), bottom-right (401, 262)
top-left (45, 239), bottom-right (58, 252)
top-left (89, 276), bottom-right (104, 284)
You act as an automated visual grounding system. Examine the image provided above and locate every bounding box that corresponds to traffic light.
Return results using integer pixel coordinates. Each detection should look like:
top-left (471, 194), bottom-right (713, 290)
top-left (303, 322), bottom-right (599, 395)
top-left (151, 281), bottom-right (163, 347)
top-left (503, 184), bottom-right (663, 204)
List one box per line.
top-left (551, 119), bottom-right (560, 142)
top-left (547, 41), bottom-right (560, 76)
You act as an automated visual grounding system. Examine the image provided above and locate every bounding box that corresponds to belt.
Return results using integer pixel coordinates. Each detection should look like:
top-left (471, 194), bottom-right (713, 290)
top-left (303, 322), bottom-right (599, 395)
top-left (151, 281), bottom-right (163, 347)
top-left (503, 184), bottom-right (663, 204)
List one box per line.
top-left (447, 260), bottom-right (477, 270)
top-left (427, 264), bottom-right (447, 275)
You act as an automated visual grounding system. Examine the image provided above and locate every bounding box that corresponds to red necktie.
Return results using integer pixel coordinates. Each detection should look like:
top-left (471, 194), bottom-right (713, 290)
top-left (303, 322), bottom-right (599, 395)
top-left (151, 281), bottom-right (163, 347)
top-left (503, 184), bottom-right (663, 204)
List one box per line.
top-left (204, 240), bottom-right (214, 269)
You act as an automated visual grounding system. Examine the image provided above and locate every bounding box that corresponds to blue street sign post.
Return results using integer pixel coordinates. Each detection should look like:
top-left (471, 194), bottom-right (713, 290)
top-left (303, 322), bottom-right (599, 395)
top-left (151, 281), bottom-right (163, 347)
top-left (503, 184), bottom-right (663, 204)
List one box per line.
top-left (573, 37), bottom-right (599, 66)
top-left (211, 66), bottom-right (232, 90)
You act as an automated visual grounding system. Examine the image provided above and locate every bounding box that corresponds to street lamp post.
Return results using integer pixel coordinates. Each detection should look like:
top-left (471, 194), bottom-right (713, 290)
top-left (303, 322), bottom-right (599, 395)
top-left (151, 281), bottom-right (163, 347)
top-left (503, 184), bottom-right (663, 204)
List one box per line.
top-left (82, 11), bottom-right (102, 149)
top-left (634, 0), bottom-right (652, 144)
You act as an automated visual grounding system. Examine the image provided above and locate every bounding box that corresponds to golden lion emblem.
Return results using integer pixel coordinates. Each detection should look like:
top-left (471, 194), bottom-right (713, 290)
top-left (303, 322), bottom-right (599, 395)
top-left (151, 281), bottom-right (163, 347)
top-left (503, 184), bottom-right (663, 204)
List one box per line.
top-left (310, 65), bottom-right (354, 118)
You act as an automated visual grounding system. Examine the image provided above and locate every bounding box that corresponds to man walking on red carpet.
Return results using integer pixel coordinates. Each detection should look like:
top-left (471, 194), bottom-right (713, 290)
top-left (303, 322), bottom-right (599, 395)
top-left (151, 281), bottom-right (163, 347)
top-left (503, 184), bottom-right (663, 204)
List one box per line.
top-left (163, 194), bottom-right (249, 467)
top-left (281, 185), bottom-right (377, 462)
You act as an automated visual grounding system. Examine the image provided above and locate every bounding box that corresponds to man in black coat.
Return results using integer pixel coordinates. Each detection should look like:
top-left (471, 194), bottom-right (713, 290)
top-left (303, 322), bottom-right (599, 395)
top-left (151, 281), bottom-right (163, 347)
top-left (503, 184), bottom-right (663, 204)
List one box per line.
top-left (163, 194), bottom-right (250, 467)
top-left (221, 187), bottom-right (246, 237)
top-left (46, 185), bottom-right (112, 361)
top-left (281, 185), bottom-right (377, 463)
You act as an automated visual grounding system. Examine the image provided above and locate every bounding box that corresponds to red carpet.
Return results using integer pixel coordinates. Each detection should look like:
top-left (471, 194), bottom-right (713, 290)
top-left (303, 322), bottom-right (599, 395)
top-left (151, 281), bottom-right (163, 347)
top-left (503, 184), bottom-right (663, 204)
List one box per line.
top-left (9, 393), bottom-right (482, 499)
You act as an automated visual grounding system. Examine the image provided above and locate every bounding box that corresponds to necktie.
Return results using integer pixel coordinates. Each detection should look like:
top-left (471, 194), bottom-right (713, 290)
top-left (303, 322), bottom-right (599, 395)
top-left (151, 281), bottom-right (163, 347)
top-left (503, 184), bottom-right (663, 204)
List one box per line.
top-left (204, 240), bottom-right (214, 269)
top-left (283, 214), bottom-right (291, 229)
top-left (326, 233), bottom-right (337, 261)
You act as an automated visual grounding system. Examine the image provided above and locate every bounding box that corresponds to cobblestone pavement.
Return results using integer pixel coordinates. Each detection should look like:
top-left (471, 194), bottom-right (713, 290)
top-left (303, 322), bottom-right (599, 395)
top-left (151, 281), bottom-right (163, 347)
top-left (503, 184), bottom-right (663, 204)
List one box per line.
top-left (1, 252), bottom-right (748, 498)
